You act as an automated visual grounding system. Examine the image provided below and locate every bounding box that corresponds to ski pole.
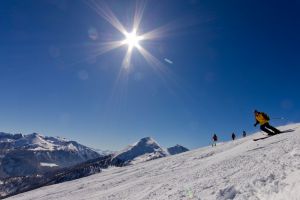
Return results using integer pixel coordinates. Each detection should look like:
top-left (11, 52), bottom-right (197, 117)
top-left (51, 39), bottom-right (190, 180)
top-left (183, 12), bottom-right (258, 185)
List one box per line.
top-left (271, 117), bottom-right (285, 120)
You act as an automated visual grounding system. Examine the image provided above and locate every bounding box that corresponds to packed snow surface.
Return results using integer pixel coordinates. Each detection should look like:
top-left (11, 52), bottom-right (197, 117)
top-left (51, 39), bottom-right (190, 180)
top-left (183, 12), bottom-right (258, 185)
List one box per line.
top-left (8, 123), bottom-right (300, 200)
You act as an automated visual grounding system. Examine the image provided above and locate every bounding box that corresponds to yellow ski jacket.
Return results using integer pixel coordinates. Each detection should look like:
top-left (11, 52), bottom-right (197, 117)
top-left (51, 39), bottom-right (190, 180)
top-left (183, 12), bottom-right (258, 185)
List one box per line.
top-left (255, 113), bottom-right (269, 125)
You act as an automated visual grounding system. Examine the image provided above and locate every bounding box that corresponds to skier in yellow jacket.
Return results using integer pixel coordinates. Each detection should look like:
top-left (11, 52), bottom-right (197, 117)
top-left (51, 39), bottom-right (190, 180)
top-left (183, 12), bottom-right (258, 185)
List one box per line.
top-left (254, 110), bottom-right (281, 135)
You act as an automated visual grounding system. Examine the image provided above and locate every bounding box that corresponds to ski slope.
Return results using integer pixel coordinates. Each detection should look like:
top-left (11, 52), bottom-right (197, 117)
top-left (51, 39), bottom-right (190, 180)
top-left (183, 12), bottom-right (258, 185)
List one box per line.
top-left (7, 123), bottom-right (300, 200)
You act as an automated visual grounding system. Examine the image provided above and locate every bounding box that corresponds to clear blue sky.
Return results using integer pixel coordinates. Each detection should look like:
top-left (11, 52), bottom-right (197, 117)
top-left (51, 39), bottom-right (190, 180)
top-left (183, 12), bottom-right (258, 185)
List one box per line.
top-left (0, 0), bottom-right (299, 150)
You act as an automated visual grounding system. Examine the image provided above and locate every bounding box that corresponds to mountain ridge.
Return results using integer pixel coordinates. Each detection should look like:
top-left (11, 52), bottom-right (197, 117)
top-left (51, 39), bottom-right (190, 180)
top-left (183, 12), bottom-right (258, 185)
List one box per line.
top-left (0, 132), bottom-right (102, 178)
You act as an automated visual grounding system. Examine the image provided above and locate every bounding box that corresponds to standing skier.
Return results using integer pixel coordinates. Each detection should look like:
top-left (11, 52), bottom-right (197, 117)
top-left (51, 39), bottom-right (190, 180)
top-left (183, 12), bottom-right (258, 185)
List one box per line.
top-left (242, 131), bottom-right (246, 137)
top-left (212, 134), bottom-right (218, 147)
top-left (231, 132), bottom-right (236, 140)
top-left (254, 110), bottom-right (281, 135)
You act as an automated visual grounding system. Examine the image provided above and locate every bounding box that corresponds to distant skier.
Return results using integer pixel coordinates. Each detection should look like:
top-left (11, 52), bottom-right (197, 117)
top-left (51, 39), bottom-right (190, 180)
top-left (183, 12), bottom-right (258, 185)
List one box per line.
top-left (242, 131), bottom-right (246, 137)
top-left (254, 110), bottom-right (281, 135)
top-left (231, 132), bottom-right (236, 140)
top-left (212, 134), bottom-right (218, 147)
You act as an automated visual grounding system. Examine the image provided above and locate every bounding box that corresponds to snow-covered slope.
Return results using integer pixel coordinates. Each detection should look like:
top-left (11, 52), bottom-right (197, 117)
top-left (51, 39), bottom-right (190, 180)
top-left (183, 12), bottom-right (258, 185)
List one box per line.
top-left (7, 123), bottom-right (300, 200)
top-left (0, 132), bottom-right (101, 178)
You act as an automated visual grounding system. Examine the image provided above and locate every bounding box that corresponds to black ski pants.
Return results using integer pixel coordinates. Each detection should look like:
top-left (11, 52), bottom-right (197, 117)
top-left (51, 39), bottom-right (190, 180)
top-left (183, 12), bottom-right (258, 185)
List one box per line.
top-left (260, 123), bottom-right (281, 135)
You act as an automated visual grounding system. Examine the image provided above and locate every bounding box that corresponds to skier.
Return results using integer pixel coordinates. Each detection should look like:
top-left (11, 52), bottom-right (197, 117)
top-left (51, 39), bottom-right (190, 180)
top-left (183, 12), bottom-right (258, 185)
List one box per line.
top-left (231, 132), bottom-right (236, 140)
top-left (254, 110), bottom-right (281, 135)
top-left (242, 131), bottom-right (246, 137)
top-left (212, 134), bottom-right (218, 147)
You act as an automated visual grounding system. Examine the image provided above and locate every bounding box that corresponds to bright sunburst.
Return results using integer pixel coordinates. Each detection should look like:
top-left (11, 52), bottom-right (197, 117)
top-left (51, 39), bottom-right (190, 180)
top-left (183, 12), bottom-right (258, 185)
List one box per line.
top-left (86, 0), bottom-right (169, 69)
top-left (84, 0), bottom-right (186, 111)
top-left (122, 29), bottom-right (143, 49)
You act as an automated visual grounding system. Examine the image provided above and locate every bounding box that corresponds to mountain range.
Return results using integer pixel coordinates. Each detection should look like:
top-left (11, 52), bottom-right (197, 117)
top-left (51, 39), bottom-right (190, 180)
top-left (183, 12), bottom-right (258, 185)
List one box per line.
top-left (0, 133), bottom-right (188, 198)
top-left (0, 132), bottom-right (102, 178)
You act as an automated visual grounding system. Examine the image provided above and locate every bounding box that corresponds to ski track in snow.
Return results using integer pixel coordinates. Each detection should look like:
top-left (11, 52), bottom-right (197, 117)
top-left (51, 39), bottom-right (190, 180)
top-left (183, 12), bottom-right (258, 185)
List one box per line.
top-left (7, 124), bottom-right (300, 200)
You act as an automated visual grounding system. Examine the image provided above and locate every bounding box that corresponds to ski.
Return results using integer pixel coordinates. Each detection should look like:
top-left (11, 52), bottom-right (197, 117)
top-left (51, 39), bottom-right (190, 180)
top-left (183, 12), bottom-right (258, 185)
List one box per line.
top-left (253, 129), bottom-right (295, 141)
top-left (253, 136), bottom-right (270, 141)
top-left (280, 129), bottom-right (295, 133)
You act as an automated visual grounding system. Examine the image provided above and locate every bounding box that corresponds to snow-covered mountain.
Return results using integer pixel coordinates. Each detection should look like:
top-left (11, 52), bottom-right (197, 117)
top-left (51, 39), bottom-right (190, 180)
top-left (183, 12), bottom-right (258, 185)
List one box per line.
top-left (7, 123), bottom-right (300, 200)
top-left (167, 144), bottom-right (189, 155)
top-left (0, 134), bottom-right (188, 198)
top-left (112, 137), bottom-right (169, 165)
top-left (0, 132), bottom-right (102, 178)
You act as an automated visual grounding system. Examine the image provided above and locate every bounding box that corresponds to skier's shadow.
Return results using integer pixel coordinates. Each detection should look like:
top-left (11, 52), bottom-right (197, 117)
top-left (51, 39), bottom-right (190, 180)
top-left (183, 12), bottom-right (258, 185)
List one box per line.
top-left (248, 139), bottom-right (288, 152)
top-left (247, 146), bottom-right (266, 152)
top-left (268, 139), bottom-right (287, 145)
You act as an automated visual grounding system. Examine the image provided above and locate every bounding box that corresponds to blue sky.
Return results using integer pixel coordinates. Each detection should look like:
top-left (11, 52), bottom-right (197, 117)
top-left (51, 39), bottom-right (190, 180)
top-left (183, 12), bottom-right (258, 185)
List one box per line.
top-left (0, 0), bottom-right (299, 150)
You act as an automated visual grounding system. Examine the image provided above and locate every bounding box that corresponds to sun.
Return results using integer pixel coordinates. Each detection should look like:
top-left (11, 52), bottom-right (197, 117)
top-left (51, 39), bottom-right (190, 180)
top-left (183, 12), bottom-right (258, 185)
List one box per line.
top-left (86, 0), bottom-right (168, 69)
top-left (122, 29), bottom-right (143, 49)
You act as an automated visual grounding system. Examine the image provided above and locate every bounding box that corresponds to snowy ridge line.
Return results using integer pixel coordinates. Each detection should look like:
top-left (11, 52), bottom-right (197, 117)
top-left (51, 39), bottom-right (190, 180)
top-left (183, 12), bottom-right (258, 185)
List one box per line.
top-left (0, 132), bottom-right (102, 182)
top-left (112, 137), bottom-right (188, 165)
top-left (7, 123), bottom-right (300, 200)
